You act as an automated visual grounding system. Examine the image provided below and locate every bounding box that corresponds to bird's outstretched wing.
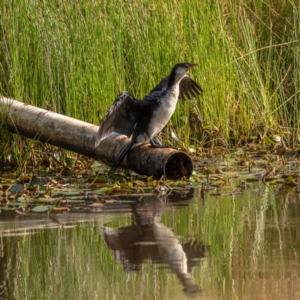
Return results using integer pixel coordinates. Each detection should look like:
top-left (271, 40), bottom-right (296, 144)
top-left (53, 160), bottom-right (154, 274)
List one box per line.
top-left (95, 75), bottom-right (203, 148)
top-left (149, 75), bottom-right (203, 100)
top-left (179, 75), bottom-right (203, 100)
top-left (95, 91), bottom-right (145, 147)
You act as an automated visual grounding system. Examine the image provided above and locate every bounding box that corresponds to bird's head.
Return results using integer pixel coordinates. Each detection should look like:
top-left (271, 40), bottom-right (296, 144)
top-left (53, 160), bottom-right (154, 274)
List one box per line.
top-left (175, 62), bottom-right (198, 73)
top-left (169, 63), bottom-right (198, 86)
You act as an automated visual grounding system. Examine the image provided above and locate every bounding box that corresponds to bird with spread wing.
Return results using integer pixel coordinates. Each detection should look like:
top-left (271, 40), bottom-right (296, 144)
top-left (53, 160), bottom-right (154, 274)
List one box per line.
top-left (95, 63), bottom-right (203, 174)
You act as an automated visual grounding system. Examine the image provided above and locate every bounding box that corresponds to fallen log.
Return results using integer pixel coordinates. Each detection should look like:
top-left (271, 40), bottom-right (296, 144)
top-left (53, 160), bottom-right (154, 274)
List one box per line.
top-left (0, 96), bottom-right (193, 179)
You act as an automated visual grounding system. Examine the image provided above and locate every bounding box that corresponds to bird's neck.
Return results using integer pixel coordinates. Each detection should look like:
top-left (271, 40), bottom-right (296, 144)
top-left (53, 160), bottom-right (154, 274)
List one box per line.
top-left (164, 70), bottom-right (181, 101)
top-left (167, 69), bottom-right (181, 90)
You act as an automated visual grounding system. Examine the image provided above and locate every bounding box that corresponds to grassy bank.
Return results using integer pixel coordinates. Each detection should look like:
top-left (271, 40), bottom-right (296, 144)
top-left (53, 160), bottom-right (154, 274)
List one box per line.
top-left (0, 0), bottom-right (299, 166)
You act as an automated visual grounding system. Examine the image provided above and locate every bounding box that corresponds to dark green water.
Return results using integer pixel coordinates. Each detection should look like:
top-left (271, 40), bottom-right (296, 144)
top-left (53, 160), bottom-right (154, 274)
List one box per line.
top-left (1, 183), bottom-right (300, 299)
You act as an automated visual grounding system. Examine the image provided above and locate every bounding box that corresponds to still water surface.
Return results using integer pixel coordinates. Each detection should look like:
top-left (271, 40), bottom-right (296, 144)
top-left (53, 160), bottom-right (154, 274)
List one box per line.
top-left (1, 183), bottom-right (300, 299)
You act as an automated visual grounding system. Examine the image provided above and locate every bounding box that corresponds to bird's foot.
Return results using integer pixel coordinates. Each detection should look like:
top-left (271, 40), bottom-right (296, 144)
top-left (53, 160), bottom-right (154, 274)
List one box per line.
top-left (150, 138), bottom-right (169, 148)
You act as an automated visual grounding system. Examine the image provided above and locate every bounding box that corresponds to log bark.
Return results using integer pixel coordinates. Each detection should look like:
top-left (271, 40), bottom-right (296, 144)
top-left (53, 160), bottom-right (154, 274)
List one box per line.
top-left (0, 96), bottom-right (193, 179)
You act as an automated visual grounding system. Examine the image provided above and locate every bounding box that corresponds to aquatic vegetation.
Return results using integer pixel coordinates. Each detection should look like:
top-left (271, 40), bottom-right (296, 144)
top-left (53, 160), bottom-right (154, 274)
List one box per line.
top-left (1, 143), bottom-right (299, 215)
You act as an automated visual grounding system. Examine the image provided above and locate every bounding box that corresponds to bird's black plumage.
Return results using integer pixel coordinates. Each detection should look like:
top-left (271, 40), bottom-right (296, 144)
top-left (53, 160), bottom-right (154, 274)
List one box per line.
top-left (95, 63), bottom-right (203, 174)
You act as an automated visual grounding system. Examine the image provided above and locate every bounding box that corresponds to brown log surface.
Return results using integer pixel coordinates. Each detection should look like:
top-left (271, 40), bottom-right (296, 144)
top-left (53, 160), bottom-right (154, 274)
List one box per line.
top-left (0, 96), bottom-right (193, 179)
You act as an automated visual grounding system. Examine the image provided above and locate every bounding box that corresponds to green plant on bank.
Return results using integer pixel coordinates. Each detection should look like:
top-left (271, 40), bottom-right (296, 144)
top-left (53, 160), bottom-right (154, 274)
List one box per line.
top-left (0, 0), bottom-right (299, 169)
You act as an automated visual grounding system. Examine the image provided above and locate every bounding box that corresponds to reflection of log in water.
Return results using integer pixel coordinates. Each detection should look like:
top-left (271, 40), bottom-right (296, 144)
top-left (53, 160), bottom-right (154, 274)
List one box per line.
top-left (100, 193), bottom-right (205, 296)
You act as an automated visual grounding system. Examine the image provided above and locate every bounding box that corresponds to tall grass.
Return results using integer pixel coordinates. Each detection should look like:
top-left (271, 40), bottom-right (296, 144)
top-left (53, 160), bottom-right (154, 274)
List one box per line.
top-left (0, 0), bottom-right (299, 149)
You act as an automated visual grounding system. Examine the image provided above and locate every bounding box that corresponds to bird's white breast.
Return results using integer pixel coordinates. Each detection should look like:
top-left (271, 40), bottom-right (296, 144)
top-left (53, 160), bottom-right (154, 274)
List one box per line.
top-left (148, 86), bottom-right (180, 138)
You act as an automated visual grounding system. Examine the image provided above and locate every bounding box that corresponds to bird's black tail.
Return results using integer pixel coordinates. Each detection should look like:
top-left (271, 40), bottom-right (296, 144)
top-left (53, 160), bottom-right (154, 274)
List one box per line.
top-left (108, 139), bottom-right (136, 175)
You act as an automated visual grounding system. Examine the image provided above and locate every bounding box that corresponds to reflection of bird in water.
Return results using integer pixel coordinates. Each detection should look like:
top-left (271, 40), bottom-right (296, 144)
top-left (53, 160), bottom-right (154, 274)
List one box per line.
top-left (99, 193), bottom-right (203, 297)
top-left (100, 218), bottom-right (202, 296)
top-left (152, 217), bottom-right (201, 296)
top-left (95, 63), bottom-right (203, 174)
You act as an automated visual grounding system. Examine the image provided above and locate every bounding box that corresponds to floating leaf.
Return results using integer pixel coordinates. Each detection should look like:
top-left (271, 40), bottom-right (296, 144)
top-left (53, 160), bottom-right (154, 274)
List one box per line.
top-left (31, 205), bottom-right (51, 212)
top-left (9, 184), bottom-right (23, 192)
top-left (0, 207), bottom-right (19, 211)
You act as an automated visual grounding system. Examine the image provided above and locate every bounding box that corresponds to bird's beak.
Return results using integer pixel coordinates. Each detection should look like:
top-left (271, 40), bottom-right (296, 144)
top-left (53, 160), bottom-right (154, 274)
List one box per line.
top-left (186, 63), bottom-right (198, 72)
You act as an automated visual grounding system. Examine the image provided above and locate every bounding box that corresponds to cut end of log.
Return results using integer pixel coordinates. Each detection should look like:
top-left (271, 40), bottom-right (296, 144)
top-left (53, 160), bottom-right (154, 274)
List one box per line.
top-left (164, 152), bottom-right (193, 179)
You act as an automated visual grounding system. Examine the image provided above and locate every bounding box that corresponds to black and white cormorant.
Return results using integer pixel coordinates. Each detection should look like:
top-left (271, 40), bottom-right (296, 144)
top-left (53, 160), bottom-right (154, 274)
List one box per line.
top-left (95, 62), bottom-right (203, 174)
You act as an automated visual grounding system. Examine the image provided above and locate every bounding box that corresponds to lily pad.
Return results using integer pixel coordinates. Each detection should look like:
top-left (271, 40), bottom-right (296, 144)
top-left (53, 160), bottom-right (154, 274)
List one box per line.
top-left (9, 184), bottom-right (24, 192)
top-left (31, 205), bottom-right (52, 212)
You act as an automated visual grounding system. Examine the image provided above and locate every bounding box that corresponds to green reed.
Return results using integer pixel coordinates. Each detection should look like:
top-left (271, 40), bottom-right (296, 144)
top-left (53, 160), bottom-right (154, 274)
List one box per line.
top-left (0, 0), bottom-right (299, 148)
